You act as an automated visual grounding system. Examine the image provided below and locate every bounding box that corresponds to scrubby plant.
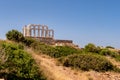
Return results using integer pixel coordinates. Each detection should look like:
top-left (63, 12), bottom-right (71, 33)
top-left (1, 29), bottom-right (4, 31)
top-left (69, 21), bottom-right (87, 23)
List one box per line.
top-left (100, 48), bottom-right (112, 56)
top-left (99, 48), bottom-right (120, 59)
top-left (30, 41), bottom-right (82, 58)
top-left (23, 37), bottom-right (35, 47)
top-left (0, 41), bottom-right (46, 80)
top-left (25, 37), bottom-right (81, 58)
top-left (53, 46), bottom-right (81, 58)
top-left (84, 43), bottom-right (98, 53)
top-left (61, 54), bottom-right (116, 72)
top-left (6, 29), bottom-right (25, 42)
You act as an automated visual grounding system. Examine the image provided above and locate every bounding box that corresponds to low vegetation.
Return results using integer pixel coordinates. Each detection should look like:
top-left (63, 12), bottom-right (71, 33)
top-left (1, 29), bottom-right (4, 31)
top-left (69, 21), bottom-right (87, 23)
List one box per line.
top-left (60, 54), bottom-right (117, 72)
top-left (84, 43), bottom-right (120, 61)
top-left (1, 29), bottom-right (120, 80)
top-left (30, 41), bottom-right (81, 58)
top-left (0, 41), bottom-right (46, 80)
top-left (6, 29), bottom-right (25, 42)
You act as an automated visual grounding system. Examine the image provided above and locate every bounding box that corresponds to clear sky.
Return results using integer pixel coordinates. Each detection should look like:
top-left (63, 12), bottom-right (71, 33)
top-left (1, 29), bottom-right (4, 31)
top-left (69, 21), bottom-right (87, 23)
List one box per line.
top-left (0, 0), bottom-right (120, 48)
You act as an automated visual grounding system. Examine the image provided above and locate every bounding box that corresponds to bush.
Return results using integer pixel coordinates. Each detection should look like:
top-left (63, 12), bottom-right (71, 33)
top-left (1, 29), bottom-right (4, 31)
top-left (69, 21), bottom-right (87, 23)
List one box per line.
top-left (61, 54), bottom-right (116, 72)
top-left (99, 48), bottom-right (120, 58)
top-left (28, 38), bottom-right (81, 58)
top-left (100, 48), bottom-right (112, 56)
top-left (0, 41), bottom-right (46, 80)
top-left (84, 43), bottom-right (97, 53)
top-left (53, 46), bottom-right (81, 58)
top-left (23, 37), bottom-right (35, 47)
top-left (31, 41), bottom-right (81, 58)
top-left (6, 30), bottom-right (25, 42)
top-left (30, 40), bottom-right (49, 53)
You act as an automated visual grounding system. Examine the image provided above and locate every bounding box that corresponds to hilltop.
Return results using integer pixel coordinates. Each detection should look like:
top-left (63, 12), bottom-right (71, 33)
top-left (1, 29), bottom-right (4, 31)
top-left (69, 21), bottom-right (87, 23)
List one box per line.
top-left (0, 29), bottom-right (120, 80)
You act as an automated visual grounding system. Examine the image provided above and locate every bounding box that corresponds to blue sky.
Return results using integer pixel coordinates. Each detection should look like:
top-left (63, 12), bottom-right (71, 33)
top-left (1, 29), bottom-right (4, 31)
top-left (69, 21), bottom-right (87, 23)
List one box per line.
top-left (0, 0), bottom-right (120, 48)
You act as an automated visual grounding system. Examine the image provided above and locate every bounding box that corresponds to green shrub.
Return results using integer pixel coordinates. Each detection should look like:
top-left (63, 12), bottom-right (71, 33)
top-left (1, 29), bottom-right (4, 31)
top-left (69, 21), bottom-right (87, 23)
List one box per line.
top-left (61, 54), bottom-right (116, 72)
top-left (53, 46), bottom-right (81, 58)
top-left (6, 30), bottom-right (25, 42)
top-left (100, 48), bottom-right (112, 56)
top-left (0, 42), bottom-right (46, 80)
top-left (24, 37), bottom-right (35, 47)
top-left (30, 40), bottom-right (49, 53)
top-left (99, 48), bottom-right (119, 58)
top-left (84, 43), bottom-right (98, 53)
top-left (29, 39), bottom-right (81, 58)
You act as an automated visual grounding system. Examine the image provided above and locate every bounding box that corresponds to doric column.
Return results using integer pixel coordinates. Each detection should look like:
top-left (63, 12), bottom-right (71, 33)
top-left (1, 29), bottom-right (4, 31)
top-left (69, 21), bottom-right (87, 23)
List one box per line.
top-left (23, 26), bottom-right (26, 37)
top-left (29, 26), bottom-right (32, 37)
top-left (27, 25), bottom-right (30, 36)
top-left (42, 26), bottom-right (44, 37)
top-left (38, 25), bottom-right (40, 37)
top-left (44, 25), bottom-right (48, 37)
top-left (27, 24), bottom-right (33, 37)
top-left (40, 25), bottom-right (42, 37)
top-left (40, 29), bottom-right (42, 37)
top-left (48, 30), bottom-right (54, 38)
top-left (45, 30), bottom-right (48, 37)
top-left (48, 30), bottom-right (51, 37)
top-left (51, 29), bottom-right (54, 38)
top-left (34, 26), bottom-right (36, 37)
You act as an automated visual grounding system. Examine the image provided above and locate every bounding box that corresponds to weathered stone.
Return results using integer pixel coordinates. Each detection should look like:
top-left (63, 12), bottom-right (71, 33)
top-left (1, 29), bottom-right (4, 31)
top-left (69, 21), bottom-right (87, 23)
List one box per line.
top-left (23, 24), bottom-right (78, 48)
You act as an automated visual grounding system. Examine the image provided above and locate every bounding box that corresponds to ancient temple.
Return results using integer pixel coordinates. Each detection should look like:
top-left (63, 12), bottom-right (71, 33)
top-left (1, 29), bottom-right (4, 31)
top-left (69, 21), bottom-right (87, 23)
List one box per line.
top-left (23, 24), bottom-right (54, 38)
top-left (23, 24), bottom-right (54, 44)
top-left (23, 24), bottom-right (78, 47)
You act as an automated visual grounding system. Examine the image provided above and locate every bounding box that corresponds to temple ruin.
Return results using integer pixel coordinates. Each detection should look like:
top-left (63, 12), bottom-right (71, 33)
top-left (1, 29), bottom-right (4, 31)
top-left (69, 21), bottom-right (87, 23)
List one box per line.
top-left (23, 24), bottom-right (78, 47)
top-left (23, 24), bottom-right (54, 38)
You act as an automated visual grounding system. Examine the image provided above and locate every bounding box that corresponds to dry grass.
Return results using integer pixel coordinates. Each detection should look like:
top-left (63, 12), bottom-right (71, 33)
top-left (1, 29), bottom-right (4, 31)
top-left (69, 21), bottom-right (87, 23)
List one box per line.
top-left (27, 49), bottom-right (88, 80)
top-left (106, 56), bottom-right (120, 68)
top-left (27, 49), bottom-right (120, 80)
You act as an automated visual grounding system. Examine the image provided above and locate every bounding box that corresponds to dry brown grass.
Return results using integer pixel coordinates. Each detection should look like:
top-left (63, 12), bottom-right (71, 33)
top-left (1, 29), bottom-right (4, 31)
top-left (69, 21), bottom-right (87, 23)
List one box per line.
top-left (27, 49), bottom-right (88, 80)
top-left (27, 49), bottom-right (120, 80)
top-left (106, 56), bottom-right (120, 68)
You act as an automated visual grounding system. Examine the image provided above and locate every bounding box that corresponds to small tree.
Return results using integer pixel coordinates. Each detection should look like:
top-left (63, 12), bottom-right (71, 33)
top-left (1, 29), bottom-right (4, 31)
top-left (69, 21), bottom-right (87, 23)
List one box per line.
top-left (84, 43), bottom-right (97, 53)
top-left (6, 29), bottom-right (25, 42)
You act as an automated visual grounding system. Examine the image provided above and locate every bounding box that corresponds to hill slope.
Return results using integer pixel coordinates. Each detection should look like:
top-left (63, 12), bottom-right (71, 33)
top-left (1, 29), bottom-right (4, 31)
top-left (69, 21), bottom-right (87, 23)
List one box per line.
top-left (27, 49), bottom-right (87, 80)
top-left (27, 49), bottom-right (120, 80)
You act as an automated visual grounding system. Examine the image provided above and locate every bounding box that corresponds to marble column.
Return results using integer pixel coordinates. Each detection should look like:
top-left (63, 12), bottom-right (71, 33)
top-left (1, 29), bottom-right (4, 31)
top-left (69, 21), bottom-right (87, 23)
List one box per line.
top-left (51, 29), bottom-right (54, 38)
top-left (38, 25), bottom-right (40, 37)
top-left (42, 26), bottom-right (44, 37)
top-left (33, 26), bottom-right (36, 37)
